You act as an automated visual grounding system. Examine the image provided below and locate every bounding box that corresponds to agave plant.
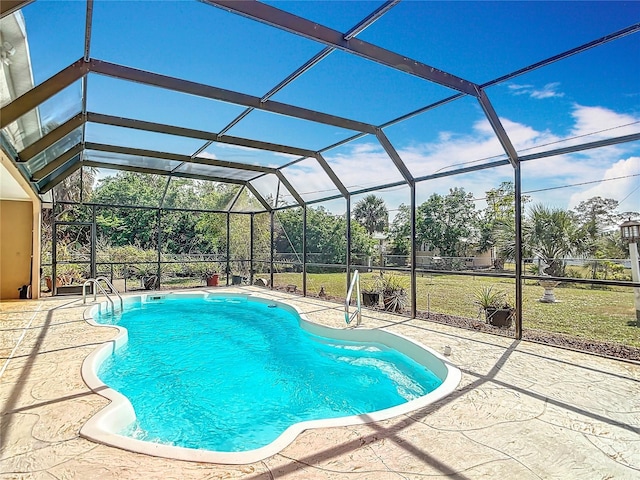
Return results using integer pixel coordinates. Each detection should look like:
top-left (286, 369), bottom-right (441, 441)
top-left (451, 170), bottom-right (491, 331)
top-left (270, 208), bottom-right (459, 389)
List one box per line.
top-left (473, 285), bottom-right (514, 327)
top-left (473, 286), bottom-right (509, 310)
top-left (378, 273), bottom-right (409, 312)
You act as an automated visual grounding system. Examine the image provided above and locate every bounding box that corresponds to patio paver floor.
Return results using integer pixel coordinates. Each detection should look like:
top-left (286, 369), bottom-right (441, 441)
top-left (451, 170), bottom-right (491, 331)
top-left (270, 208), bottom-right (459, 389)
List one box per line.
top-left (1, 287), bottom-right (639, 479)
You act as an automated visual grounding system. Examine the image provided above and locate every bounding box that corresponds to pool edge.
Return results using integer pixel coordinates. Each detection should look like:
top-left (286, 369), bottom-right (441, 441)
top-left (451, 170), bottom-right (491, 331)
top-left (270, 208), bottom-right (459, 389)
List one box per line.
top-left (80, 291), bottom-right (462, 465)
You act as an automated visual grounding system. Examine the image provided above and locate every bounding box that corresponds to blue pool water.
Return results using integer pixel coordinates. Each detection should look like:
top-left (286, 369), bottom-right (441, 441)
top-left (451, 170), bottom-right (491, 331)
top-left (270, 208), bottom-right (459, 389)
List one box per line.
top-left (96, 296), bottom-right (443, 452)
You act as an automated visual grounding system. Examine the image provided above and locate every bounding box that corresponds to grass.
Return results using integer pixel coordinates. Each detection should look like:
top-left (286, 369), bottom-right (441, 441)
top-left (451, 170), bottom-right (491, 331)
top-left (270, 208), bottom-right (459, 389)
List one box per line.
top-left (274, 271), bottom-right (639, 348)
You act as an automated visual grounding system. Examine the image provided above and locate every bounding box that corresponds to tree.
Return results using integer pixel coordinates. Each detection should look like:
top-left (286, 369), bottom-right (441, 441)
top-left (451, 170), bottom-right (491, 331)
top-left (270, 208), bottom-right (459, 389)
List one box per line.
top-left (570, 197), bottom-right (627, 277)
top-left (495, 204), bottom-right (582, 277)
top-left (571, 196), bottom-right (621, 233)
top-left (53, 167), bottom-right (96, 205)
top-left (526, 204), bottom-right (582, 276)
top-left (353, 195), bottom-right (388, 235)
top-left (274, 207), bottom-right (304, 263)
top-left (416, 187), bottom-right (478, 257)
top-left (274, 206), bottom-right (374, 271)
top-left (90, 172), bottom-right (165, 249)
top-left (387, 203), bottom-right (411, 256)
top-left (89, 173), bottom-right (239, 254)
top-left (193, 183), bottom-right (245, 256)
top-left (570, 196), bottom-right (637, 260)
top-left (251, 212), bottom-right (273, 273)
top-left (479, 182), bottom-right (528, 268)
top-left (43, 168), bottom-right (97, 265)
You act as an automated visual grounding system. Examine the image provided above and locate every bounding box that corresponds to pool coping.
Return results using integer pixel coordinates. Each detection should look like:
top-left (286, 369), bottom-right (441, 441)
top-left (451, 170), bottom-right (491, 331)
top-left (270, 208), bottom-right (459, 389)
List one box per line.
top-left (79, 291), bottom-right (462, 464)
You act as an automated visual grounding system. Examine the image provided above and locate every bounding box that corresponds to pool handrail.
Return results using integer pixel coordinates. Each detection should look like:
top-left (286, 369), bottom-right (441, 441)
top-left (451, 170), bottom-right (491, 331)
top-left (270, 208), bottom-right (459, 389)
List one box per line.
top-left (83, 277), bottom-right (123, 314)
top-left (345, 270), bottom-right (361, 326)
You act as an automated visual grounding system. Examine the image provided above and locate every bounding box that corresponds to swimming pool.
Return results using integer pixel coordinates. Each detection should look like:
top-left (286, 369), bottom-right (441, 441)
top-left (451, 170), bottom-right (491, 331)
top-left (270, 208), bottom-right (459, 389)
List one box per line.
top-left (81, 292), bottom-right (461, 464)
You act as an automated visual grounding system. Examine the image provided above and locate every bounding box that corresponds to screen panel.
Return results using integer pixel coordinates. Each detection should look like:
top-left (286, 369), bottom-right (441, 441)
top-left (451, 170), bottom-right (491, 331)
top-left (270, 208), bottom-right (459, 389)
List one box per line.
top-left (486, 33), bottom-right (640, 158)
top-left (383, 95), bottom-right (510, 180)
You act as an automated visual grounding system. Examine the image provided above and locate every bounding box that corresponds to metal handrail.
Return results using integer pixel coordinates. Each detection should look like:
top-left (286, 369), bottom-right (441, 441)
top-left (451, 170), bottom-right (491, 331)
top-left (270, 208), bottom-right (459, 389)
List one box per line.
top-left (83, 277), bottom-right (123, 314)
top-left (83, 279), bottom-right (114, 314)
top-left (95, 276), bottom-right (123, 311)
top-left (345, 270), bottom-right (361, 326)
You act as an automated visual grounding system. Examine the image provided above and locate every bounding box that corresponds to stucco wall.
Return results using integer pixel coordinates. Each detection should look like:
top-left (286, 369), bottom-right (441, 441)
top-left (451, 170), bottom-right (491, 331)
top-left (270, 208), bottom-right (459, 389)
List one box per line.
top-left (0, 200), bottom-right (33, 299)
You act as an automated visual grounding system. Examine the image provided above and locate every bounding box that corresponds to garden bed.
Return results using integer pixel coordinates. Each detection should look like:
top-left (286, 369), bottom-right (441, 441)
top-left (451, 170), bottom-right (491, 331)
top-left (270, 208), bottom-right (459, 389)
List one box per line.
top-left (295, 286), bottom-right (640, 363)
top-left (416, 311), bottom-right (640, 363)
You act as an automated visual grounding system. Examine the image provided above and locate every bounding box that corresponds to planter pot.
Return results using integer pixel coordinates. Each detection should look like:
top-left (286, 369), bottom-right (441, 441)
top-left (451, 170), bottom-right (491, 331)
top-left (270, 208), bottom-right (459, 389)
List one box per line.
top-left (486, 307), bottom-right (514, 328)
top-left (45, 276), bottom-right (60, 292)
top-left (383, 293), bottom-right (404, 313)
top-left (45, 276), bottom-right (69, 292)
top-left (57, 284), bottom-right (92, 296)
top-left (206, 274), bottom-right (219, 287)
top-left (232, 275), bottom-right (243, 285)
top-left (361, 292), bottom-right (380, 307)
top-left (539, 279), bottom-right (560, 303)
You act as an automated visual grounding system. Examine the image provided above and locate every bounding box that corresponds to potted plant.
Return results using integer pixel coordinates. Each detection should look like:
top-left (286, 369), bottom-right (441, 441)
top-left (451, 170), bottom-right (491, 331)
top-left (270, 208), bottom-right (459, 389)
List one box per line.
top-left (379, 273), bottom-right (408, 313)
top-left (473, 286), bottom-right (514, 328)
top-left (361, 278), bottom-right (380, 307)
top-left (46, 263), bottom-right (83, 293)
top-left (195, 263), bottom-right (219, 287)
top-left (206, 272), bottom-right (220, 287)
top-left (133, 263), bottom-right (159, 290)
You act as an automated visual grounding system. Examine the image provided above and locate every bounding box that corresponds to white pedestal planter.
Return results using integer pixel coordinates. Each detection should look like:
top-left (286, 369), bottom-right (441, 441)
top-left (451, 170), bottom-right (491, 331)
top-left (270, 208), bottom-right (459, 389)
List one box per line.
top-left (539, 280), bottom-right (560, 303)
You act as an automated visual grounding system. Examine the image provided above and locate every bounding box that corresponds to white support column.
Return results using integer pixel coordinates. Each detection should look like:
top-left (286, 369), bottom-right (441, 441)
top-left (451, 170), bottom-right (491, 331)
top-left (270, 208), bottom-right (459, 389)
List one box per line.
top-left (629, 242), bottom-right (640, 323)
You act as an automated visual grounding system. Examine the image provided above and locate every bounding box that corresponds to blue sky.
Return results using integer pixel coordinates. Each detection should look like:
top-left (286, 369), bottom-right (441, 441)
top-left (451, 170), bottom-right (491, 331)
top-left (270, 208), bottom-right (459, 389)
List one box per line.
top-left (11, 0), bottom-right (640, 215)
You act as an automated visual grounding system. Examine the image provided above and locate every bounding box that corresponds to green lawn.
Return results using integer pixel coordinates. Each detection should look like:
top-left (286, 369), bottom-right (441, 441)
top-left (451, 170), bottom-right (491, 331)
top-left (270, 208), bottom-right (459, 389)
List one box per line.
top-left (274, 271), bottom-right (639, 348)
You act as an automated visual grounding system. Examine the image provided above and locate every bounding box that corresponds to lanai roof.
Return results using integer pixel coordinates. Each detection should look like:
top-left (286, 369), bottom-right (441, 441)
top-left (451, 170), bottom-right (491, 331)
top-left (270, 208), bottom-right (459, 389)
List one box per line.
top-left (1, 1), bottom-right (639, 212)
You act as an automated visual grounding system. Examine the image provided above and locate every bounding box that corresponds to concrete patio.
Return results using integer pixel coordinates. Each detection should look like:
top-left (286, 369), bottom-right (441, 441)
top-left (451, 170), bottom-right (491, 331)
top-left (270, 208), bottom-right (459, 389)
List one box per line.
top-left (1, 287), bottom-right (639, 479)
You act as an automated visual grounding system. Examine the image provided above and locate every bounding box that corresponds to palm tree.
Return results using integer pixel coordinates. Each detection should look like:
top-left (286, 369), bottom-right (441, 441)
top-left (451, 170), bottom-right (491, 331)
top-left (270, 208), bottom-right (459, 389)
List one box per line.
top-left (353, 195), bottom-right (388, 235)
top-left (525, 204), bottom-right (582, 276)
top-left (495, 204), bottom-right (582, 277)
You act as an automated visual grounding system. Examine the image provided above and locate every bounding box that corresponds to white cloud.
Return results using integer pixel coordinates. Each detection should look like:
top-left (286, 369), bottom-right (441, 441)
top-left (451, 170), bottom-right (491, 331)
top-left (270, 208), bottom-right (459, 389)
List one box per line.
top-left (567, 156), bottom-right (640, 211)
top-left (500, 118), bottom-right (560, 156)
top-left (438, 131), bottom-right (453, 142)
top-left (208, 143), bottom-right (257, 154)
top-left (571, 104), bottom-right (639, 138)
top-left (280, 157), bottom-right (344, 203)
top-left (203, 142), bottom-right (298, 164)
top-left (508, 83), bottom-right (533, 95)
top-left (297, 103), bottom-right (639, 215)
top-left (324, 144), bottom-right (405, 191)
top-left (198, 151), bottom-right (218, 160)
top-left (500, 105), bottom-right (639, 208)
top-left (508, 82), bottom-right (564, 99)
top-left (398, 120), bottom-right (506, 178)
top-left (531, 82), bottom-right (565, 99)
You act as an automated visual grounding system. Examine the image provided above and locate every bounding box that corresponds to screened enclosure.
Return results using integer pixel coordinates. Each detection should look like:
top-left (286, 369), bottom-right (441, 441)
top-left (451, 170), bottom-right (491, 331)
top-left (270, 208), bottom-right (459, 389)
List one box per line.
top-left (1, 1), bottom-right (639, 353)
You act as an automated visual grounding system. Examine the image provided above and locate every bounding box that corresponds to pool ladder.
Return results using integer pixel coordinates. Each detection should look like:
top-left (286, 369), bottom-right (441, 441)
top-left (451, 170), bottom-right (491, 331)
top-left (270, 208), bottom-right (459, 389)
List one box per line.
top-left (345, 270), bottom-right (361, 327)
top-left (83, 276), bottom-right (123, 315)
